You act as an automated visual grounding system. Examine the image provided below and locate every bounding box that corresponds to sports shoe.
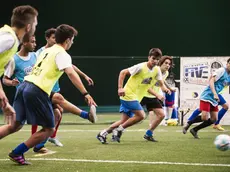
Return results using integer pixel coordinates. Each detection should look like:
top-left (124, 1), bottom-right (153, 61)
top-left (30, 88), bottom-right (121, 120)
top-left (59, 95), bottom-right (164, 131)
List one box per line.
top-left (112, 129), bottom-right (122, 143)
top-left (213, 124), bottom-right (225, 131)
top-left (33, 146), bottom-right (49, 153)
top-left (96, 133), bottom-right (107, 144)
top-left (143, 135), bottom-right (158, 142)
top-left (190, 128), bottom-right (200, 139)
top-left (183, 123), bottom-right (191, 134)
top-left (9, 152), bottom-right (31, 165)
top-left (48, 137), bottom-right (63, 147)
top-left (88, 105), bottom-right (97, 123)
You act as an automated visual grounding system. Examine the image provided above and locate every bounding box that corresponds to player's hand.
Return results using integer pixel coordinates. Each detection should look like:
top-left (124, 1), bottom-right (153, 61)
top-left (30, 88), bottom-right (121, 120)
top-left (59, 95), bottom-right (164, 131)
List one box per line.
top-left (165, 88), bottom-right (171, 95)
top-left (85, 76), bottom-right (94, 86)
top-left (170, 87), bottom-right (177, 92)
top-left (118, 88), bottom-right (125, 97)
top-left (2, 102), bottom-right (16, 125)
top-left (0, 89), bottom-right (8, 108)
top-left (214, 94), bottom-right (219, 102)
top-left (12, 78), bottom-right (20, 86)
top-left (157, 94), bottom-right (165, 102)
top-left (85, 94), bottom-right (97, 106)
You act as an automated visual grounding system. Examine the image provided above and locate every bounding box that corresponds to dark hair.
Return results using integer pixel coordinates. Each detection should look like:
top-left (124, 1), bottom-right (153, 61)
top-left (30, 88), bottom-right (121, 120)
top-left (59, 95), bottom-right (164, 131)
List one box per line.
top-left (148, 48), bottom-right (162, 59)
top-left (55, 24), bottom-right (78, 44)
top-left (158, 55), bottom-right (173, 67)
top-left (11, 5), bottom-right (38, 28)
top-left (22, 33), bottom-right (34, 43)
top-left (227, 58), bottom-right (230, 63)
top-left (45, 28), bottom-right (56, 38)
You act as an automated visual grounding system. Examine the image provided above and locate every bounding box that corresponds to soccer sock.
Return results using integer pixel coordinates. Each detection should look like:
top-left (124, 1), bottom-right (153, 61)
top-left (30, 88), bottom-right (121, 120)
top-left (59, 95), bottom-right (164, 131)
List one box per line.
top-left (193, 119), bottom-right (213, 132)
top-left (171, 108), bottom-right (178, 119)
top-left (215, 108), bottom-right (227, 125)
top-left (34, 139), bottom-right (48, 150)
top-left (117, 125), bottom-right (125, 132)
top-left (100, 129), bottom-right (108, 137)
top-left (188, 109), bottom-right (201, 121)
top-left (51, 115), bottom-right (62, 138)
top-left (188, 116), bottom-right (202, 125)
top-left (146, 130), bottom-right (153, 136)
top-left (12, 143), bottom-right (29, 155)
top-left (31, 125), bottom-right (38, 135)
top-left (168, 107), bottom-right (173, 119)
top-left (80, 110), bottom-right (89, 119)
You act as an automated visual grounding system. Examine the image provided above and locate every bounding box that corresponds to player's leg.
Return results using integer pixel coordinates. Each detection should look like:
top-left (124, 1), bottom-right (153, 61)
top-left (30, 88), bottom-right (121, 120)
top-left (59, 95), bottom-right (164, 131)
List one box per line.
top-left (182, 108), bottom-right (202, 134)
top-left (52, 92), bottom-right (97, 123)
top-left (31, 125), bottom-right (38, 135)
top-left (112, 100), bottom-right (145, 143)
top-left (97, 114), bottom-right (129, 144)
top-left (213, 94), bottom-right (228, 131)
top-left (9, 82), bottom-right (55, 165)
top-left (144, 98), bottom-right (165, 142)
top-left (190, 102), bottom-right (218, 139)
top-left (48, 106), bottom-right (63, 147)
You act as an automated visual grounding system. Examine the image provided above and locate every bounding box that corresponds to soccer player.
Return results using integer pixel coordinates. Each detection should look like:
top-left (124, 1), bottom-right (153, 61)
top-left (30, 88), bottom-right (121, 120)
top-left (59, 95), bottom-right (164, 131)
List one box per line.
top-left (6, 24), bottom-right (96, 165)
top-left (32, 28), bottom-right (96, 149)
top-left (141, 56), bottom-right (175, 142)
top-left (183, 91), bottom-right (228, 133)
top-left (97, 48), bottom-right (170, 144)
top-left (3, 34), bottom-right (37, 87)
top-left (0, 5), bottom-right (38, 137)
top-left (183, 58), bottom-right (230, 139)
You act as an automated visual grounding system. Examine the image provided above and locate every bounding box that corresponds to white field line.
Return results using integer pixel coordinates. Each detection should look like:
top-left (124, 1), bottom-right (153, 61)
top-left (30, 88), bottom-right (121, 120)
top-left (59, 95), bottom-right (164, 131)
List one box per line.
top-left (18, 129), bottom-right (229, 133)
top-left (0, 158), bottom-right (229, 167)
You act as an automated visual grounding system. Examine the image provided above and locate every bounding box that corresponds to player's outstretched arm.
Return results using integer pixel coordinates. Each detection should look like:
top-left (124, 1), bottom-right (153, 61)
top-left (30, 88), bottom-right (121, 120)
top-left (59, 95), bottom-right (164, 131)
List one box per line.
top-left (0, 82), bottom-right (8, 108)
top-left (72, 64), bottom-right (94, 86)
top-left (64, 66), bottom-right (97, 106)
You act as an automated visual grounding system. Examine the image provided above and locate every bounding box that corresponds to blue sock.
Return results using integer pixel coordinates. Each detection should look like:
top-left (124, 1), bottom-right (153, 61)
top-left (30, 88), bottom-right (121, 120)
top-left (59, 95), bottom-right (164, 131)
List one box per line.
top-left (188, 108), bottom-right (201, 121)
top-left (171, 108), bottom-right (178, 119)
top-left (146, 130), bottom-right (153, 136)
top-left (12, 143), bottom-right (29, 155)
top-left (80, 111), bottom-right (89, 119)
top-left (215, 108), bottom-right (227, 125)
top-left (35, 139), bottom-right (48, 150)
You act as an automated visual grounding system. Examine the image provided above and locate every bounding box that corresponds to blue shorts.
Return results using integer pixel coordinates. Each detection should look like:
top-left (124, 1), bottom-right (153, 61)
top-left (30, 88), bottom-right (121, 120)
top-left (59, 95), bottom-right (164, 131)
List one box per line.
top-left (13, 81), bottom-right (55, 128)
top-left (218, 94), bottom-right (226, 105)
top-left (165, 92), bottom-right (175, 107)
top-left (119, 100), bottom-right (143, 117)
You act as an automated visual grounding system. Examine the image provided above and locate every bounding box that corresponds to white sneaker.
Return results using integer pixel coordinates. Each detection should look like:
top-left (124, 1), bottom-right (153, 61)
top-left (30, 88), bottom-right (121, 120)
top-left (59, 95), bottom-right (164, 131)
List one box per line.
top-left (88, 105), bottom-right (97, 123)
top-left (48, 138), bottom-right (63, 147)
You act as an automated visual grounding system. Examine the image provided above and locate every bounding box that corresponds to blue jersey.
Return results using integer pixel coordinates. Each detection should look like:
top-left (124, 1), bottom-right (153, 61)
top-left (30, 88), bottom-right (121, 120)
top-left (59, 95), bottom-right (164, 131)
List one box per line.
top-left (13, 52), bottom-right (37, 88)
top-left (36, 46), bottom-right (60, 93)
top-left (200, 67), bottom-right (230, 106)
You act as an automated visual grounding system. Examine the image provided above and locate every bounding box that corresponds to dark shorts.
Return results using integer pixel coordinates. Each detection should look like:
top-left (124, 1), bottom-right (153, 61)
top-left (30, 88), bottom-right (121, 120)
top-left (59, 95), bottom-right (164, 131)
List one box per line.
top-left (13, 81), bottom-right (55, 128)
top-left (140, 97), bottom-right (163, 111)
top-left (165, 92), bottom-right (175, 107)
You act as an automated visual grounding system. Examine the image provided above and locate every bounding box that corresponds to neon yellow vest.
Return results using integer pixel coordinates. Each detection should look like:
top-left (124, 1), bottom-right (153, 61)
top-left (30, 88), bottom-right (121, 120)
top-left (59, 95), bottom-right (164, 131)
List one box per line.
top-left (120, 62), bottom-right (160, 101)
top-left (25, 44), bottom-right (66, 95)
top-left (145, 70), bottom-right (169, 98)
top-left (0, 25), bottom-right (19, 76)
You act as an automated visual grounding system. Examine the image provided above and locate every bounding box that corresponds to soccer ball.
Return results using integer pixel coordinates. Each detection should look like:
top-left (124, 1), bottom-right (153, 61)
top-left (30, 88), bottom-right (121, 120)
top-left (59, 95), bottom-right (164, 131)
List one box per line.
top-left (214, 134), bottom-right (230, 151)
top-left (166, 119), bottom-right (178, 126)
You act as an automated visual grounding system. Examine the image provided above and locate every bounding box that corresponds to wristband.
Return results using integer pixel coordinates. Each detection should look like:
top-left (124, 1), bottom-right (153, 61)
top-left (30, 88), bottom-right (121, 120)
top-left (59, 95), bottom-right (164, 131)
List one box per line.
top-left (83, 92), bottom-right (89, 96)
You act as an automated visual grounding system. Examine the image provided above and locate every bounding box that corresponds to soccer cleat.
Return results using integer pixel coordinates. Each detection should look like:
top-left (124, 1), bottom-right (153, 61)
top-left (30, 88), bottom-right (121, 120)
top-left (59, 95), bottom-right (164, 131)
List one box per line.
top-left (33, 146), bottom-right (49, 153)
top-left (9, 152), bottom-right (31, 165)
top-left (96, 133), bottom-right (107, 144)
top-left (190, 129), bottom-right (200, 139)
top-left (88, 105), bottom-right (97, 123)
top-left (182, 123), bottom-right (191, 134)
top-left (143, 135), bottom-right (158, 142)
top-left (112, 129), bottom-right (122, 143)
top-left (213, 124), bottom-right (225, 131)
top-left (48, 137), bottom-right (63, 147)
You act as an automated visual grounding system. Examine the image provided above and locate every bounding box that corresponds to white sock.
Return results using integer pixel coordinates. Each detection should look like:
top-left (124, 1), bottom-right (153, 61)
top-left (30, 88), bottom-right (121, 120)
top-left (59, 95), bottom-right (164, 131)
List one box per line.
top-left (100, 129), bottom-right (108, 137)
top-left (117, 125), bottom-right (125, 132)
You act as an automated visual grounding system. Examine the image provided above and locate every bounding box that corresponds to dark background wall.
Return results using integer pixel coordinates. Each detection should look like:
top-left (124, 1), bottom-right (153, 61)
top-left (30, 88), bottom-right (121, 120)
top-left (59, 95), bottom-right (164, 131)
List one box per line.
top-left (1, 0), bottom-right (229, 107)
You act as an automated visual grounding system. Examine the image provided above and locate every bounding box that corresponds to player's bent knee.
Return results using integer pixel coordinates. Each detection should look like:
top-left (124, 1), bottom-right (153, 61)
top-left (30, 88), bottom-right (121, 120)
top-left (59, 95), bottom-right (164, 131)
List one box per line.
top-left (222, 103), bottom-right (229, 110)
